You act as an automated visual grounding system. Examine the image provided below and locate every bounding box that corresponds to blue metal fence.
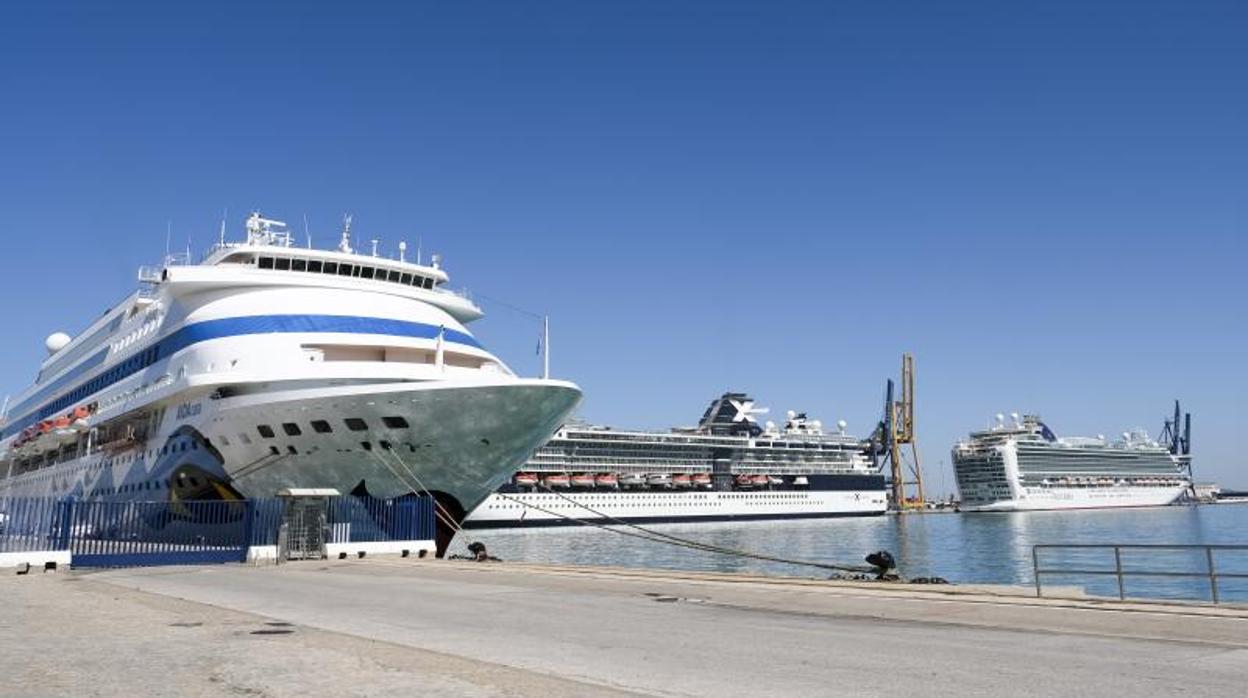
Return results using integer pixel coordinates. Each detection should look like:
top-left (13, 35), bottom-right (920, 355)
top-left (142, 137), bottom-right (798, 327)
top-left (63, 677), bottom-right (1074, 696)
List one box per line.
top-left (327, 496), bottom-right (435, 544)
top-left (0, 494), bottom-right (435, 568)
top-left (64, 499), bottom-right (252, 567)
top-left (0, 496), bottom-right (63, 554)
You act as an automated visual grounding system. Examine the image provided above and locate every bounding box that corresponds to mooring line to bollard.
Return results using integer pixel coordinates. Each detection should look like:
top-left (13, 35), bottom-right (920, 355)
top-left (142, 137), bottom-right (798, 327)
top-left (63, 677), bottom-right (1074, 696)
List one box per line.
top-left (491, 486), bottom-right (875, 574)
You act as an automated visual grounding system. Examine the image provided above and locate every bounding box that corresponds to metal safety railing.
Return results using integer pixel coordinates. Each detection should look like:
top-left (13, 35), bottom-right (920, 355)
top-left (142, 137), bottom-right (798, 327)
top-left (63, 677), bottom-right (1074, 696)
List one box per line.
top-left (1032, 544), bottom-right (1248, 604)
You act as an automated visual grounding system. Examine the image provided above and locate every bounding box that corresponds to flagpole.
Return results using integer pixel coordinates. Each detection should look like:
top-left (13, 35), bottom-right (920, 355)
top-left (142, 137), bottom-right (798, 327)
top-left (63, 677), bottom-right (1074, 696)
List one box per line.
top-left (542, 315), bottom-right (550, 380)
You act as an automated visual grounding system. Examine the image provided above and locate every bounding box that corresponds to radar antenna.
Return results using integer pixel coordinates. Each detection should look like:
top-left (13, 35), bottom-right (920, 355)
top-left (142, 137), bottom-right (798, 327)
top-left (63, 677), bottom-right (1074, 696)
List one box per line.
top-left (339, 214), bottom-right (354, 253)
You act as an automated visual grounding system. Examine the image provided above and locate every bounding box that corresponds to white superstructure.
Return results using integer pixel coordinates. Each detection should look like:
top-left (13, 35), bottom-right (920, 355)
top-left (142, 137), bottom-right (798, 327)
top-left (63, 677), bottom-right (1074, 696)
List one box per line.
top-left (0, 212), bottom-right (581, 546)
top-left (952, 412), bottom-right (1191, 512)
top-left (464, 393), bottom-right (887, 527)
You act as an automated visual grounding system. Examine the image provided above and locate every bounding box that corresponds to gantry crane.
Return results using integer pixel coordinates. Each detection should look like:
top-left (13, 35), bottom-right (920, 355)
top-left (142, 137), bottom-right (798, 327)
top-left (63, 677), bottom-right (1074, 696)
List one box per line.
top-left (871, 354), bottom-right (926, 510)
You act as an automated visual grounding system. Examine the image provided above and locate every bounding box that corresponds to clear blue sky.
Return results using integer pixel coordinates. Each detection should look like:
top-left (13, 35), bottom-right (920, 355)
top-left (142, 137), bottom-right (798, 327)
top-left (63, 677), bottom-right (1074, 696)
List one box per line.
top-left (1, 1), bottom-right (1244, 491)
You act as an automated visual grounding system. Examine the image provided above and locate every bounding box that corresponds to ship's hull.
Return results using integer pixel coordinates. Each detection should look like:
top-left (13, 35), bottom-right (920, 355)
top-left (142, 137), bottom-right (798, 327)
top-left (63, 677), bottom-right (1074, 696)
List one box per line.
top-left (1, 379), bottom-right (581, 524)
top-left (464, 475), bottom-right (888, 527)
top-left (959, 485), bottom-right (1188, 512)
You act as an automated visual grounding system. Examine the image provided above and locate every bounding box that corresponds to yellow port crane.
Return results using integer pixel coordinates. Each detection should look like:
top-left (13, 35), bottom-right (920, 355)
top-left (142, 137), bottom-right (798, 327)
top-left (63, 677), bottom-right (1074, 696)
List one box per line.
top-left (871, 354), bottom-right (926, 510)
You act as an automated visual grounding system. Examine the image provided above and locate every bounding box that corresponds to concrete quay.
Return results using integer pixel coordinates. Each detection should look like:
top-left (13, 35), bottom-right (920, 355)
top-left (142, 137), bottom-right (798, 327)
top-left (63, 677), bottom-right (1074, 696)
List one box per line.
top-left (3, 560), bottom-right (1246, 697)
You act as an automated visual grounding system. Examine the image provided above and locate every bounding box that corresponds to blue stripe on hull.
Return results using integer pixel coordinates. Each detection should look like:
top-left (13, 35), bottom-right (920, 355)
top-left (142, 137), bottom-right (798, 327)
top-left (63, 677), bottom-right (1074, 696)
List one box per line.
top-left (461, 509), bottom-right (887, 529)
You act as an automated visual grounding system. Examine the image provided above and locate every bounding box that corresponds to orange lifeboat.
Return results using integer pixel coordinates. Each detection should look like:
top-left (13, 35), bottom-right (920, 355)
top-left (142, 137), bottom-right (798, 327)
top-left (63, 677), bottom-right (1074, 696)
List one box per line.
top-left (692, 473), bottom-right (712, 488)
top-left (750, 474), bottom-right (770, 487)
top-left (71, 405), bottom-right (93, 420)
top-left (595, 473), bottom-right (619, 488)
top-left (570, 473), bottom-right (596, 488)
top-left (543, 473), bottom-right (571, 488)
top-left (514, 472), bottom-right (539, 488)
top-left (672, 473), bottom-right (693, 488)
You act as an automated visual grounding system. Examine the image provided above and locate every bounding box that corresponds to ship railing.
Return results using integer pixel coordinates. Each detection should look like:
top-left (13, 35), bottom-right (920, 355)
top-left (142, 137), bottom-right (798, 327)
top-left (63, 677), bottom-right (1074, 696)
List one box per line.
top-left (1032, 543), bottom-right (1248, 605)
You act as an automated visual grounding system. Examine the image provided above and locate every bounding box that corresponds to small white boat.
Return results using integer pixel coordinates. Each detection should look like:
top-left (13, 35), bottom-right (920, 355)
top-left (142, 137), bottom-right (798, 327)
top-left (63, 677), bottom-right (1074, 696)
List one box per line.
top-left (646, 473), bottom-right (672, 488)
top-left (618, 473), bottom-right (646, 488)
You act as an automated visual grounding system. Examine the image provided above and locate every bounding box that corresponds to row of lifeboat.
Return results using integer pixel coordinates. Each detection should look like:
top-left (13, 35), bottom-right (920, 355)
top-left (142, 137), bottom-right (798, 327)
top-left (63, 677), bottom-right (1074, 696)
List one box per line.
top-left (1042, 477), bottom-right (1186, 487)
top-left (513, 472), bottom-right (794, 490)
top-left (10, 404), bottom-right (95, 452)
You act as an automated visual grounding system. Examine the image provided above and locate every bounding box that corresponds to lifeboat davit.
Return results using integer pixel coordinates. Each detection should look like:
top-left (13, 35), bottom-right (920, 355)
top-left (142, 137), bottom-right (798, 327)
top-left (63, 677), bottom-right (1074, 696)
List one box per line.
top-left (692, 472), bottom-right (712, 488)
top-left (514, 472), bottom-right (539, 488)
top-left (595, 473), bottom-right (619, 488)
top-left (768, 475), bottom-right (784, 487)
top-left (571, 473), bottom-right (596, 488)
top-left (672, 473), bottom-right (693, 488)
top-left (543, 473), bottom-right (571, 488)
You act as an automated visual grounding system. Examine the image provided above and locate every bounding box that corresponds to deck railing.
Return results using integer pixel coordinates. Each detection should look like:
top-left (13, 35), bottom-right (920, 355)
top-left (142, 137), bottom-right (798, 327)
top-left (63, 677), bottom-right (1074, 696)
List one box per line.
top-left (1032, 543), bottom-right (1248, 604)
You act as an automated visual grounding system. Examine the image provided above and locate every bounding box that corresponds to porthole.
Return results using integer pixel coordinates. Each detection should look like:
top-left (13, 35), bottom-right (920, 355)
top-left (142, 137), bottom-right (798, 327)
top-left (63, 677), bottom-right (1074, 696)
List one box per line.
top-left (311, 420), bottom-right (332, 434)
top-left (257, 425), bottom-right (276, 439)
top-left (381, 416), bottom-right (409, 429)
top-left (344, 418), bottom-right (368, 432)
top-left (282, 422), bottom-right (302, 436)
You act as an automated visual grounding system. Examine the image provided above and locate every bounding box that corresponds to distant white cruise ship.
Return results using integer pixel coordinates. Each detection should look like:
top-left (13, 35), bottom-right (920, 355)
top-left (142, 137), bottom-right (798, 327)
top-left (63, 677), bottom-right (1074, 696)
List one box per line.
top-left (0, 212), bottom-right (581, 551)
top-left (952, 408), bottom-right (1192, 512)
top-left (464, 393), bottom-right (887, 527)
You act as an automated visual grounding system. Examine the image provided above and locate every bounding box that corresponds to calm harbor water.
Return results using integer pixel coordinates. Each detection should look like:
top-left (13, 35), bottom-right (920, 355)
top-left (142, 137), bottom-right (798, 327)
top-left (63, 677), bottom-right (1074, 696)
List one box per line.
top-left (456, 503), bottom-right (1248, 603)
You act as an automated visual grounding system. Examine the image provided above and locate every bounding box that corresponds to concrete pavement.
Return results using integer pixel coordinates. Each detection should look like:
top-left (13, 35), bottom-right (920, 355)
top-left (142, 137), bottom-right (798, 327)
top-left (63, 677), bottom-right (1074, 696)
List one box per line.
top-left (4, 560), bottom-right (1247, 696)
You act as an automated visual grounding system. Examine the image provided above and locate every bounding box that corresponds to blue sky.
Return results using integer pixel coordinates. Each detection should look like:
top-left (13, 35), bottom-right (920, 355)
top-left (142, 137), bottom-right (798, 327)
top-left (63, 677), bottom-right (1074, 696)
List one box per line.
top-left (1, 1), bottom-right (1244, 491)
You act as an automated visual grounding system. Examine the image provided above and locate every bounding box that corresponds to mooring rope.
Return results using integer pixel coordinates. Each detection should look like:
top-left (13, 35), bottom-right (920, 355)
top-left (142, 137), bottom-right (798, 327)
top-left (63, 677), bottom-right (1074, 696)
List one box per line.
top-left (492, 484), bottom-right (874, 574)
top-left (364, 448), bottom-right (465, 543)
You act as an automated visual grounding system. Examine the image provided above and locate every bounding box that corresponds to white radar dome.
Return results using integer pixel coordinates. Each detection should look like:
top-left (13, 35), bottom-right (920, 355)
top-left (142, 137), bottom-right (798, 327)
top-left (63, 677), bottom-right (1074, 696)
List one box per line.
top-left (45, 332), bottom-right (71, 354)
top-left (837, 419), bottom-right (848, 431)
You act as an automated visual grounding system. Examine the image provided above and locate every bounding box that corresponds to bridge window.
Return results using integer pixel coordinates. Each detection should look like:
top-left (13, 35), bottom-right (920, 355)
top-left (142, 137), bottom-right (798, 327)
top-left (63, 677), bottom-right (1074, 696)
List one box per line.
top-left (400, 273), bottom-right (412, 284)
top-left (307, 260), bottom-right (322, 273)
top-left (338, 264), bottom-right (354, 276)
top-left (258, 257), bottom-right (274, 269)
top-left (323, 262), bottom-right (338, 274)
top-left (292, 259), bottom-right (307, 272)
top-left (359, 266), bottom-right (375, 280)
top-left (275, 258), bottom-right (291, 271)
top-left (344, 418), bottom-right (368, 432)
top-left (257, 424), bottom-right (276, 439)
top-left (282, 423), bottom-right (302, 436)
top-left (387, 270), bottom-right (401, 282)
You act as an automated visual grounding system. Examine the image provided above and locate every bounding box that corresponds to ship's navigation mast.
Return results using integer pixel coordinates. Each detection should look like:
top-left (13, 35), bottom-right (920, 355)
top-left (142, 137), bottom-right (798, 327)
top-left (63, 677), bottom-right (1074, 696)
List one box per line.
top-left (877, 353), bottom-right (925, 510)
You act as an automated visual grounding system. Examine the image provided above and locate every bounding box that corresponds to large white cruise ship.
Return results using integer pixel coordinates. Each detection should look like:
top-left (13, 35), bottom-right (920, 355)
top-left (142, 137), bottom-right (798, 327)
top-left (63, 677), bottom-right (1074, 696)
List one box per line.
top-left (952, 408), bottom-right (1192, 512)
top-left (463, 393), bottom-right (887, 527)
top-left (0, 212), bottom-right (581, 550)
